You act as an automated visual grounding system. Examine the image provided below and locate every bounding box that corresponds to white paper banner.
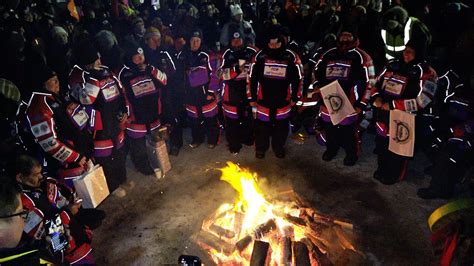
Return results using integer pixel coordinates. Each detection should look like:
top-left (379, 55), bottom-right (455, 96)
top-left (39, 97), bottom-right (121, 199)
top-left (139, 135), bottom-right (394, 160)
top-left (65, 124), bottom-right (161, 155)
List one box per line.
top-left (73, 165), bottom-right (109, 208)
top-left (320, 80), bottom-right (356, 125)
top-left (389, 109), bottom-right (416, 157)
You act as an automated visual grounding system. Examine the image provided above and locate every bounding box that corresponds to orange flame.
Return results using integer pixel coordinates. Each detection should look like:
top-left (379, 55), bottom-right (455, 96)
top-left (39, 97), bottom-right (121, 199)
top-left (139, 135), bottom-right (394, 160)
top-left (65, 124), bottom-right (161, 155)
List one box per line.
top-left (196, 162), bottom-right (357, 265)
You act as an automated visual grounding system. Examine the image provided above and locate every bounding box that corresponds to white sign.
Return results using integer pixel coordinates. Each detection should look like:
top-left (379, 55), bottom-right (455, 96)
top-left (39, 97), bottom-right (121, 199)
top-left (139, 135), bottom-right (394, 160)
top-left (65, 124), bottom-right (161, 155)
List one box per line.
top-left (320, 80), bottom-right (356, 125)
top-left (389, 109), bottom-right (415, 157)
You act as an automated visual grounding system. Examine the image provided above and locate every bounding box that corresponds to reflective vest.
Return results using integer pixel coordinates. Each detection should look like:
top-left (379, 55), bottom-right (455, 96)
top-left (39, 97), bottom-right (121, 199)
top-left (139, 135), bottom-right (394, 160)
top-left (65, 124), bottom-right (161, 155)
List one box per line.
top-left (0, 249), bottom-right (51, 265)
top-left (381, 17), bottom-right (416, 60)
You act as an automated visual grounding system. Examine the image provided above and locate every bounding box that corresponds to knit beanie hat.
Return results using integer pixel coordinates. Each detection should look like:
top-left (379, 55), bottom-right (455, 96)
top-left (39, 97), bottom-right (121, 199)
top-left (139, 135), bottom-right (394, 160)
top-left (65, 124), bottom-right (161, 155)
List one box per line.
top-left (131, 16), bottom-right (144, 27)
top-left (34, 65), bottom-right (57, 89)
top-left (189, 28), bottom-right (204, 41)
top-left (339, 24), bottom-right (358, 40)
top-left (75, 40), bottom-right (100, 67)
top-left (145, 27), bottom-right (161, 40)
top-left (51, 26), bottom-right (69, 45)
top-left (230, 4), bottom-right (243, 17)
top-left (266, 24), bottom-right (285, 44)
top-left (123, 39), bottom-right (144, 62)
top-left (95, 30), bottom-right (118, 52)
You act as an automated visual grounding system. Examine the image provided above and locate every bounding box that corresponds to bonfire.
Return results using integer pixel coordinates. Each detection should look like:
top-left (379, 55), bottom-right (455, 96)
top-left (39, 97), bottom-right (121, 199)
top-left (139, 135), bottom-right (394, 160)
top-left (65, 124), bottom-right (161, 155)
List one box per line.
top-left (193, 162), bottom-right (363, 265)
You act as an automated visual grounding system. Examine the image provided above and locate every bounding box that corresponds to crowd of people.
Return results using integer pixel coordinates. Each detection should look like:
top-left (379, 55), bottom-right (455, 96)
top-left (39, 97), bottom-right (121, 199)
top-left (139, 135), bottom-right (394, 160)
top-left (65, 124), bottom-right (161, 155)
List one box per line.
top-left (1, 0), bottom-right (473, 264)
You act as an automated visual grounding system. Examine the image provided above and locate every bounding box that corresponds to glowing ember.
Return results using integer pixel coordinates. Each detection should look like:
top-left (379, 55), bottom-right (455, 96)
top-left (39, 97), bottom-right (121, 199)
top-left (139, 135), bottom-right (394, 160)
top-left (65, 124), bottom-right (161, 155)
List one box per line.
top-left (194, 162), bottom-right (362, 265)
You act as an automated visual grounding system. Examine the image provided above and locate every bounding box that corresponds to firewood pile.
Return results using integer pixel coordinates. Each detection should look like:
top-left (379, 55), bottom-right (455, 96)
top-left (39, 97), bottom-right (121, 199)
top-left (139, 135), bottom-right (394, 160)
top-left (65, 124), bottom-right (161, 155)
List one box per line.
top-left (192, 186), bottom-right (365, 265)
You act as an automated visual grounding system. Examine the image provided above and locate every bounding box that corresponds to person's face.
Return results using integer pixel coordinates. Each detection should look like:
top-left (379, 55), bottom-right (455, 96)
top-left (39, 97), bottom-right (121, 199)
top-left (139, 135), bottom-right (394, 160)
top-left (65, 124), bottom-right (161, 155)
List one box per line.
top-left (87, 58), bottom-right (102, 70)
top-left (146, 35), bottom-right (161, 50)
top-left (403, 46), bottom-right (416, 63)
top-left (93, 58), bottom-right (102, 69)
top-left (268, 38), bottom-right (281, 49)
top-left (338, 32), bottom-right (354, 43)
top-left (11, 196), bottom-right (25, 245)
top-left (18, 165), bottom-right (43, 188)
top-left (190, 37), bottom-right (201, 52)
top-left (337, 32), bottom-right (355, 51)
top-left (206, 5), bottom-right (214, 16)
top-left (0, 195), bottom-right (25, 248)
top-left (134, 23), bottom-right (145, 36)
top-left (230, 38), bottom-right (243, 49)
top-left (274, 6), bottom-right (281, 14)
top-left (87, 10), bottom-right (96, 19)
top-left (175, 37), bottom-right (186, 51)
top-left (44, 75), bottom-right (60, 94)
top-left (132, 53), bottom-right (145, 65)
top-left (233, 14), bottom-right (243, 22)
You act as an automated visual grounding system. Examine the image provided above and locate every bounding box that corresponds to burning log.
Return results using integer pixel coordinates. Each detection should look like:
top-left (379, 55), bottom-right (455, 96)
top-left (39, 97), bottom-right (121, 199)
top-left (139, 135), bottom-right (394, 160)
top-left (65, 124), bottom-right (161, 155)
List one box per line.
top-left (300, 208), bottom-right (353, 231)
top-left (236, 235), bottom-right (253, 252)
top-left (280, 237), bottom-right (292, 265)
top-left (292, 241), bottom-right (311, 266)
top-left (280, 226), bottom-right (293, 265)
top-left (236, 219), bottom-right (277, 252)
top-left (300, 238), bottom-right (333, 266)
top-left (333, 226), bottom-right (356, 252)
top-left (284, 214), bottom-right (307, 226)
top-left (274, 187), bottom-right (312, 207)
top-left (209, 224), bottom-right (235, 239)
top-left (249, 240), bottom-right (271, 266)
top-left (319, 227), bottom-right (346, 263)
top-left (193, 231), bottom-right (235, 255)
top-left (195, 163), bottom-right (361, 265)
top-left (334, 249), bottom-right (365, 266)
top-left (304, 230), bottom-right (329, 256)
top-left (233, 211), bottom-right (244, 238)
top-left (254, 219), bottom-right (277, 238)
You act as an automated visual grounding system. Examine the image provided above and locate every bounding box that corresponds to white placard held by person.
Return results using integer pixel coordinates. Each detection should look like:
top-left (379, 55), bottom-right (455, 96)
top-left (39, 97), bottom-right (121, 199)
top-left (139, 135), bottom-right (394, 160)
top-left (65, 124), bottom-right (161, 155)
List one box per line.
top-left (320, 80), bottom-right (356, 125)
top-left (73, 164), bottom-right (109, 208)
top-left (389, 109), bottom-right (415, 157)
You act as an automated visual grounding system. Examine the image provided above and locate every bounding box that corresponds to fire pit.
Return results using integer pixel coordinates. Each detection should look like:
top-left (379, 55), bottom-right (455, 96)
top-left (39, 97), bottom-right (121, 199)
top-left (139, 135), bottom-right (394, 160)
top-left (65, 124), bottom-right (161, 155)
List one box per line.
top-left (192, 162), bottom-right (363, 265)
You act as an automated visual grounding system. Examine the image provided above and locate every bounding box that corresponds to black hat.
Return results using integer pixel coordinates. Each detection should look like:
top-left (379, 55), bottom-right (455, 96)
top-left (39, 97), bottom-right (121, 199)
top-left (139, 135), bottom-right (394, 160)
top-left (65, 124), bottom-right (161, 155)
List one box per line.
top-left (189, 28), bottom-right (204, 40)
top-left (229, 24), bottom-right (243, 40)
top-left (34, 65), bottom-right (57, 88)
top-left (382, 6), bottom-right (409, 31)
top-left (339, 24), bottom-right (358, 40)
top-left (75, 40), bottom-right (100, 67)
top-left (122, 39), bottom-right (144, 61)
top-left (266, 25), bottom-right (285, 44)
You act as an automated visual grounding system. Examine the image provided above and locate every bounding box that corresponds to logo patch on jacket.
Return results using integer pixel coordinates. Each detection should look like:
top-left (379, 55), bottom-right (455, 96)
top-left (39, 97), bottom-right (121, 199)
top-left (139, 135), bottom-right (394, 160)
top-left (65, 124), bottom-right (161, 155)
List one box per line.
top-left (263, 62), bottom-right (287, 79)
top-left (31, 121), bottom-right (52, 137)
top-left (131, 77), bottom-right (156, 98)
top-left (326, 61), bottom-right (351, 80)
top-left (383, 74), bottom-right (407, 96)
top-left (38, 136), bottom-right (59, 152)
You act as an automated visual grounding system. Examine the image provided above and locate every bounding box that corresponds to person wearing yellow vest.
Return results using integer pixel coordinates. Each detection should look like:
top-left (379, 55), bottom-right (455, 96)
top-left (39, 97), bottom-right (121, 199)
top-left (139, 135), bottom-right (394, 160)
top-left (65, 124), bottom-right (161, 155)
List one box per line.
top-left (380, 6), bottom-right (431, 61)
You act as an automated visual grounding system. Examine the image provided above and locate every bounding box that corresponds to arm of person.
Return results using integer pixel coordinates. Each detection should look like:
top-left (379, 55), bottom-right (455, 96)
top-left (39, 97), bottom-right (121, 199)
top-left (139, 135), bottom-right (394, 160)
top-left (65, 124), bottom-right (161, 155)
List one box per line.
top-left (27, 105), bottom-right (83, 165)
top-left (390, 67), bottom-right (437, 112)
top-left (248, 51), bottom-right (263, 104)
top-left (147, 65), bottom-right (168, 86)
top-left (68, 69), bottom-right (101, 105)
top-left (288, 52), bottom-right (304, 104)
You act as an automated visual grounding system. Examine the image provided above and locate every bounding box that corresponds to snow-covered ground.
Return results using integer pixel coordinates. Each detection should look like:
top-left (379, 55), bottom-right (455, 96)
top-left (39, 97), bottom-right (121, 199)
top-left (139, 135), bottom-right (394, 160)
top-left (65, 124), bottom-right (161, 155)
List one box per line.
top-left (92, 129), bottom-right (444, 265)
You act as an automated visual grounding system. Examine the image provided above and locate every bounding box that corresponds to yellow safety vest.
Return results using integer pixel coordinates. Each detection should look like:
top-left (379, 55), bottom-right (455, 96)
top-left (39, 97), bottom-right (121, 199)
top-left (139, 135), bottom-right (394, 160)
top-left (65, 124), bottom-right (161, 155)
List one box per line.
top-left (381, 17), bottom-right (416, 60)
top-left (0, 249), bottom-right (51, 265)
